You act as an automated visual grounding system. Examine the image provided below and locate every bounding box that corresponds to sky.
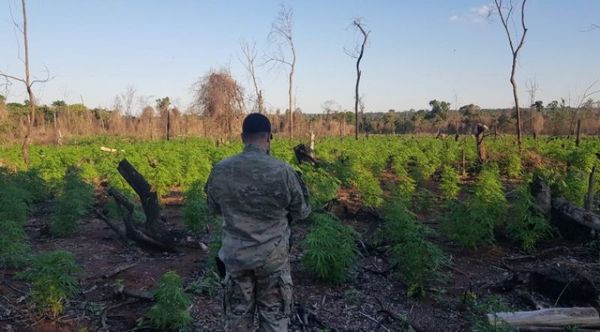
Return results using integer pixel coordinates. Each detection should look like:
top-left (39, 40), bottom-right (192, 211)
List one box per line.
top-left (1, 0), bottom-right (599, 114)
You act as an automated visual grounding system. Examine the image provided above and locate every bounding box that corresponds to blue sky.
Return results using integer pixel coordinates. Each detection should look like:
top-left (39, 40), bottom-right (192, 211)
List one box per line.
top-left (1, 0), bottom-right (599, 113)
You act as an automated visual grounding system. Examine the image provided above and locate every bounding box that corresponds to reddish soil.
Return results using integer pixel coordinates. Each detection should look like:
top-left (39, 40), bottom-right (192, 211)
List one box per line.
top-left (1, 190), bottom-right (599, 332)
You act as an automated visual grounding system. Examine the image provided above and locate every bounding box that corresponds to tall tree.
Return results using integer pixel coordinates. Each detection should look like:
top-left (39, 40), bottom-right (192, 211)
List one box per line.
top-left (268, 5), bottom-right (296, 138)
top-left (346, 19), bottom-right (369, 140)
top-left (0, 0), bottom-right (50, 165)
top-left (193, 69), bottom-right (244, 140)
top-left (240, 41), bottom-right (265, 114)
top-left (494, 0), bottom-right (528, 150)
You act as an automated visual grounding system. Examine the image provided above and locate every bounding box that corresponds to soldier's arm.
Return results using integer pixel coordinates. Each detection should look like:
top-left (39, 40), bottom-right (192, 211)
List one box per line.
top-left (204, 170), bottom-right (221, 216)
top-left (286, 166), bottom-right (311, 221)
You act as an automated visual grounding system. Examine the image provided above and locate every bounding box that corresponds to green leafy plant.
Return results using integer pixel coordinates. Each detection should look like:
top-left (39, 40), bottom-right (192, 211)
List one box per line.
top-left (503, 153), bottom-right (522, 178)
top-left (506, 184), bottom-right (553, 251)
top-left (0, 171), bottom-right (33, 267)
top-left (469, 295), bottom-right (514, 332)
top-left (146, 271), bottom-right (192, 331)
top-left (300, 165), bottom-right (340, 208)
top-left (302, 213), bottom-right (358, 284)
top-left (439, 165), bottom-right (461, 200)
top-left (442, 165), bottom-right (507, 248)
top-left (50, 167), bottom-right (94, 237)
top-left (183, 180), bottom-right (209, 233)
top-left (0, 219), bottom-right (31, 268)
top-left (18, 250), bottom-right (81, 317)
top-left (188, 268), bottom-right (221, 298)
top-left (383, 203), bottom-right (444, 297)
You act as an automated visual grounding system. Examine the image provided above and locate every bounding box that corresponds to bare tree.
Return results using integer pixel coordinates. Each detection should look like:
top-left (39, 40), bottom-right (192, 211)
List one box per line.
top-left (0, 0), bottom-right (50, 165)
top-left (345, 19), bottom-right (370, 140)
top-left (570, 80), bottom-right (600, 135)
top-left (240, 41), bottom-right (265, 114)
top-left (493, 0), bottom-right (528, 150)
top-left (268, 5), bottom-right (296, 138)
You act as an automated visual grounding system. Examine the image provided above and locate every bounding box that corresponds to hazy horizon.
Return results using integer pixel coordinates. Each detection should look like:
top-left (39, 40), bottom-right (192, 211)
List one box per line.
top-left (1, 0), bottom-right (599, 114)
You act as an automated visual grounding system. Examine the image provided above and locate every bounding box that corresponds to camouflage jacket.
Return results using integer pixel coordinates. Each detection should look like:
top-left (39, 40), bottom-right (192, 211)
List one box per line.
top-left (205, 144), bottom-right (311, 272)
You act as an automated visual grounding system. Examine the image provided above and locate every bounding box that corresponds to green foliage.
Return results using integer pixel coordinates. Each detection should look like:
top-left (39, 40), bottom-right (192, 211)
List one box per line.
top-left (0, 170), bottom-right (34, 267)
top-left (469, 295), bottom-right (514, 332)
top-left (188, 268), bottom-right (221, 298)
top-left (300, 165), bottom-right (340, 208)
top-left (440, 165), bottom-right (461, 200)
top-left (503, 153), bottom-right (522, 178)
top-left (146, 271), bottom-right (192, 331)
top-left (388, 163), bottom-right (416, 205)
top-left (412, 187), bottom-right (435, 214)
top-left (50, 167), bottom-right (94, 237)
top-left (506, 184), bottom-right (553, 251)
top-left (18, 250), bottom-right (81, 317)
top-left (302, 213), bottom-right (358, 284)
top-left (442, 165), bottom-right (507, 248)
top-left (183, 180), bottom-right (209, 233)
top-left (0, 219), bottom-right (31, 268)
top-left (383, 203), bottom-right (444, 297)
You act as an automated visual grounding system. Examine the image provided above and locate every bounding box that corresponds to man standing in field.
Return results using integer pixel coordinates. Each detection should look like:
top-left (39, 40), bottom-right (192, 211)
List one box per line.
top-left (205, 113), bottom-right (311, 332)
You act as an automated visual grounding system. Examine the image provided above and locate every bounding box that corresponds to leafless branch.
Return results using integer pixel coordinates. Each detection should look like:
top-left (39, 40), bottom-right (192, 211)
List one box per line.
top-left (0, 72), bottom-right (26, 84)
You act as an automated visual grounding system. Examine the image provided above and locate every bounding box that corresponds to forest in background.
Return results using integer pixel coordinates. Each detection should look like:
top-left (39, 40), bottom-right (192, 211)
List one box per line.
top-left (1, 89), bottom-right (599, 145)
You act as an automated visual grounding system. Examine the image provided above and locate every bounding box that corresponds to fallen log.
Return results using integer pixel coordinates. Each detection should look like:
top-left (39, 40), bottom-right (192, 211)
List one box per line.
top-left (487, 307), bottom-right (600, 328)
top-left (552, 197), bottom-right (600, 231)
top-left (531, 175), bottom-right (600, 237)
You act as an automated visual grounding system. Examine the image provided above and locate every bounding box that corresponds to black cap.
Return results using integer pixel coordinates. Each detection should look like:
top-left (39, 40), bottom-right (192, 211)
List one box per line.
top-left (242, 113), bottom-right (271, 134)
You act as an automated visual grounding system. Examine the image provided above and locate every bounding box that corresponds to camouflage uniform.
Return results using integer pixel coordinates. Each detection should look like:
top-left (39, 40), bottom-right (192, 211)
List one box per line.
top-left (206, 143), bottom-right (311, 332)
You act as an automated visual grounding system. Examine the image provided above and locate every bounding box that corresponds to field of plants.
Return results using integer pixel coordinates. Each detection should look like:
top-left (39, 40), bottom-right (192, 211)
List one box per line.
top-left (0, 135), bottom-right (599, 331)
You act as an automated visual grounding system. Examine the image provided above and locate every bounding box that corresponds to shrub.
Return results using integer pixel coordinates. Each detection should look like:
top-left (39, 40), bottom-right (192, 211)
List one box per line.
top-left (300, 166), bottom-right (340, 208)
top-left (0, 172), bottom-right (33, 224)
top-left (18, 250), bottom-right (81, 317)
top-left (183, 180), bottom-right (209, 233)
top-left (0, 219), bottom-right (31, 268)
top-left (383, 203), bottom-right (444, 297)
top-left (469, 295), bottom-right (514, 332)
top-left (442, 165), bottom-right (507, 248)
top-left (412, 187), bottom-right (435, 214)
top-left (0, 171), bottom-right (33, 268)
top-left (388, 164), bottom-right (416, 205)
top-left (504, 153), bottom-right (522, 178)
top-left (302, 213), bottom-right (358, 283)
top-left (50, 167), bottom-right (94, 237)
top-left (352, 164), bottom-right (384, 208)
top-left (506, 184), bottom-right (553, 251)
top-left (146, 271), bottom-right (192, 331)
top-left (439, 165), bottom-right (461, 200)
top-left (188, 268), bottom-right (221, 298)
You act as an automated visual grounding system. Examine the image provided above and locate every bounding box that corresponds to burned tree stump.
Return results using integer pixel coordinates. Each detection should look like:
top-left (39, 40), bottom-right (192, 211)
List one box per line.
top-left (531, 175), bottom-right (600, 239)
top-left (294, 144), bottom-right (318, 165)
top-left (101, 159), bottom-right (178, 252)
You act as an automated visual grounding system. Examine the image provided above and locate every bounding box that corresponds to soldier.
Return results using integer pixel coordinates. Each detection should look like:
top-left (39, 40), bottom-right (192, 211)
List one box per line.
top-left (205, 113), bottom-right (311, 332)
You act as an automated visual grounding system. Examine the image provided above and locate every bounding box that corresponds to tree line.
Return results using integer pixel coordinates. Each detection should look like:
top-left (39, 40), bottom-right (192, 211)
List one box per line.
top-left (1, 89), bottom-right (599, 145)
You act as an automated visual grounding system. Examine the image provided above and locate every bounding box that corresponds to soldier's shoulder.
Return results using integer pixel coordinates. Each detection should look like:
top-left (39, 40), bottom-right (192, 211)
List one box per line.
top-left (212, 153), bottom-right (241, 171)
top-left (265, 154), bottom-right (294, 172)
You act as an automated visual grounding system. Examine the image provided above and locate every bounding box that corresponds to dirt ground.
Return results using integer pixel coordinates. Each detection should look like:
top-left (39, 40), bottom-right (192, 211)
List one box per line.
top-left (1, 191), bottom-right (599, 332)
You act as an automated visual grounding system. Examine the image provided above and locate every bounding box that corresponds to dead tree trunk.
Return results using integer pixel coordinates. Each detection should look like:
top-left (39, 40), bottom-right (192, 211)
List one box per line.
top-left (351, 19), bottom-right (369, 140)
top-left (101, 159), bottom-right (177, 252)
top-left (494, 0), bottom-right (528, 151)
top-left (584, 166), bottom-right (597, 211)
top-left (576, 119), bottom-right (581, 147)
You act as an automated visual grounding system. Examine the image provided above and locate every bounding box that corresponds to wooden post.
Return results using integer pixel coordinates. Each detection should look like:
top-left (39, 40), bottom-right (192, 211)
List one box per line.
top-left (309, 131), bottom-right (315, 159)
top-left (575, 119), bottom-right (581, 146)
top-left (584, 166), bottom-right (597, 211)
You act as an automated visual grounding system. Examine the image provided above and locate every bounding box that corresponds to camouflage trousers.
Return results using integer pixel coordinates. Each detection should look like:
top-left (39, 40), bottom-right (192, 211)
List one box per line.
top-left (223, 244), bottom-right (292, 332)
